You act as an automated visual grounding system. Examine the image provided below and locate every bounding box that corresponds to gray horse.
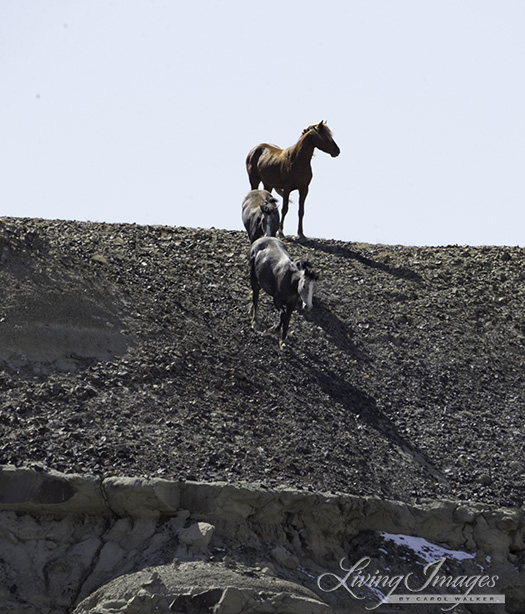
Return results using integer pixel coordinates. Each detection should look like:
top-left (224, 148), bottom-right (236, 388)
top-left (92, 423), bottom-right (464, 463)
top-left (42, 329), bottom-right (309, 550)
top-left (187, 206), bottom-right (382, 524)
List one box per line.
top-left (249, 236), bottom-right (318, 348)
top-left (242, 189), bottom-right (279, 243)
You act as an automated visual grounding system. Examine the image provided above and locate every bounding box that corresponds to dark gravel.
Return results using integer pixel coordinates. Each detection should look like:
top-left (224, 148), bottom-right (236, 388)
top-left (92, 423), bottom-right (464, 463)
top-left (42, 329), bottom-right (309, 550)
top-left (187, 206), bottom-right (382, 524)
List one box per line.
top-left (1, 217), bottom-right (524, 508)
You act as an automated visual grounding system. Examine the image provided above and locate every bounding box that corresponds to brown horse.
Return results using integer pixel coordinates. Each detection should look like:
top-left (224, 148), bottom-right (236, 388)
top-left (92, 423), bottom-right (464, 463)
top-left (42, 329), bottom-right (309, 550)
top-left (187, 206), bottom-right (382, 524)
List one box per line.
top-left (246, 121), bottom-right (340, 237)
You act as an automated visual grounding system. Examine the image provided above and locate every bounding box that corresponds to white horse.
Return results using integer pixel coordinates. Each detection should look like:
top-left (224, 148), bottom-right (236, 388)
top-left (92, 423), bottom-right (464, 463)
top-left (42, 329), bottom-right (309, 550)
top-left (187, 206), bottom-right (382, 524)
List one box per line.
top-left (249, 236), bottom-right (318, 348)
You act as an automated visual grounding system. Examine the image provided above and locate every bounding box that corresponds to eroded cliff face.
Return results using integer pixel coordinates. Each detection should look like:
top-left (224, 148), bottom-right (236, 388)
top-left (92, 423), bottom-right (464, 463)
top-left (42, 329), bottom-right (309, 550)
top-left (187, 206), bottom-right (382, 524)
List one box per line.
top-left (0, 466), bottom-right (523, 613)
top-left (1, 218), bottom-right (524, 611)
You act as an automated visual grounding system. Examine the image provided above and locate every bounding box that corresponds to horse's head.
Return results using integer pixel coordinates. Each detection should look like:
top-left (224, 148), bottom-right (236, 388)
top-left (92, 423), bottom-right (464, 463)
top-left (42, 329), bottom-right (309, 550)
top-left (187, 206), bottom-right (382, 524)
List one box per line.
top-left (260, 198), bottom-right (279, 238)
top-left (295, 260), bottom-right (319, 311)
top-left (303, 121), bottom-right (340, 158)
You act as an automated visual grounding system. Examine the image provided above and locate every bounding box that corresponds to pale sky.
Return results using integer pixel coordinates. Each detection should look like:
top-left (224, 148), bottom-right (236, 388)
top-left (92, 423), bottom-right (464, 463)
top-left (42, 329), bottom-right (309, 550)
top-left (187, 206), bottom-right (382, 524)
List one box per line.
top-left (1, 1), bottom-right (524, 246)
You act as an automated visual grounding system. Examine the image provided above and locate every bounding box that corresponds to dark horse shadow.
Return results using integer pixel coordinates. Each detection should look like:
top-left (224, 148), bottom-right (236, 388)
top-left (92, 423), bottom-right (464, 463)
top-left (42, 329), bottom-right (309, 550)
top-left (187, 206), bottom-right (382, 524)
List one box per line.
top-left (286, 348), bottom-right (449, 490)
top-left (297, 237), bottom-right (423, 285)
top-left (300, 297), bottom-right (366, 359)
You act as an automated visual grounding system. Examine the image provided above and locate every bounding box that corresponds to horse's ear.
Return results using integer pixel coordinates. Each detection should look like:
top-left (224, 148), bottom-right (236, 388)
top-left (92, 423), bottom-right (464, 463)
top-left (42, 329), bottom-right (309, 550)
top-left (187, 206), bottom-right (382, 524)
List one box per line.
top-left (296, 259), bottom-right (319, 279)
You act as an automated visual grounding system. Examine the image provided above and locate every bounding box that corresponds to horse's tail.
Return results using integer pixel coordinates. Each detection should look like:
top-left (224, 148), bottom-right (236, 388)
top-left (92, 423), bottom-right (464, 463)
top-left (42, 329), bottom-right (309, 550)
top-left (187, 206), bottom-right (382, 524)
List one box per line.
top-left (246, 145), bottom-right (265, 189)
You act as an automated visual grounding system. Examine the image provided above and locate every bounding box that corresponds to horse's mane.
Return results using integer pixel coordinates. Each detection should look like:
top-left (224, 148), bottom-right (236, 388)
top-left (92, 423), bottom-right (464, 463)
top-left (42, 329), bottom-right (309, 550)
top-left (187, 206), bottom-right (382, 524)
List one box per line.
top-left (295, 259), bottom-right (320, 280)
top-left (260, 202), bottom-right (278, 214)
top-left (302, 121), bottom-right (331, 137)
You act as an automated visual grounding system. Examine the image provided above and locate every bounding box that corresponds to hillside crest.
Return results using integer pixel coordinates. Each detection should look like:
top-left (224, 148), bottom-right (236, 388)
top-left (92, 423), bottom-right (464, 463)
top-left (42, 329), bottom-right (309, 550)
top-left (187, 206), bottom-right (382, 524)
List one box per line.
top-left (1, 217), bottom-right (524, 509)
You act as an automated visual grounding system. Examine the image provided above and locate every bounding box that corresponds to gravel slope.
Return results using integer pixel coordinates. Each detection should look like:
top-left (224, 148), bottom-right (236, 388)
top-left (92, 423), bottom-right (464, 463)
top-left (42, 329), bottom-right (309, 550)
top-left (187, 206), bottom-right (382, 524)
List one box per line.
top-left (1, 217), bottom-right (524, 508)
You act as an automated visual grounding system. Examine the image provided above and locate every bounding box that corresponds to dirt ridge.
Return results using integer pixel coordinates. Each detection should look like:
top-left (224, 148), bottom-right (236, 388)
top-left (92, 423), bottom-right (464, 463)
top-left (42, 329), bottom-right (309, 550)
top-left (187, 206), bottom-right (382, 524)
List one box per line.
top-left (1, 216), bottom-right (524, 508)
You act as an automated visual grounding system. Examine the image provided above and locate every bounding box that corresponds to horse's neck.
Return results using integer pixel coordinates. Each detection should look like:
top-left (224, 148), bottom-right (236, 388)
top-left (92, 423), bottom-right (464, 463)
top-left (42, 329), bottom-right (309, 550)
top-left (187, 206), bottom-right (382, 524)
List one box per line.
top-left (287, 133), bottom-right (316, 166)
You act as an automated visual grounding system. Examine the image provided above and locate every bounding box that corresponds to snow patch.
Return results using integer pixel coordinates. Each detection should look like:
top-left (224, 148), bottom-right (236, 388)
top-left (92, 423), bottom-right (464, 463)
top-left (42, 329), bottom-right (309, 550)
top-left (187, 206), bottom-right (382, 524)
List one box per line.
top-left (380, 532), bottom-right (475, 564)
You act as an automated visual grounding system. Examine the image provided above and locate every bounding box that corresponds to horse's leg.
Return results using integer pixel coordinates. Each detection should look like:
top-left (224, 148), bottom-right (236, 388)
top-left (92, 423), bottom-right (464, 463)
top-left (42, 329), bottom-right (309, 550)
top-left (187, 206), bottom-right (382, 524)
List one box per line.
top-left (250, 267), bottom-right (260, 327)
top-left (279, 305), bottom-right (294, 349)
top-left (266, 298), bottom-right (283, 335)
top-left (250, 288), bottom-right (259, 327)
top-left (297, 186), bottom-right (309, 238)
top-left (279, 191), bottom-right (290, 237)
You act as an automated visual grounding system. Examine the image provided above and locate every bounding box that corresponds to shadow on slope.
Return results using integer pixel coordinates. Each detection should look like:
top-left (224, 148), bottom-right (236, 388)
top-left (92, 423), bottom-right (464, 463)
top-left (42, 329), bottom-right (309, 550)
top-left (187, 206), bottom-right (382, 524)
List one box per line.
top-left (300, 237), bottom-right (423, 284)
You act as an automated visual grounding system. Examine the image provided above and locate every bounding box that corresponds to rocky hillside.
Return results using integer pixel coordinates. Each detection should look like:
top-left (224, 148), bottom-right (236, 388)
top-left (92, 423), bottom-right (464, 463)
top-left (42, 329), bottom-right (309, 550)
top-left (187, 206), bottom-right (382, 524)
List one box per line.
top-left (1, 217), bottom-right (524, 509)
